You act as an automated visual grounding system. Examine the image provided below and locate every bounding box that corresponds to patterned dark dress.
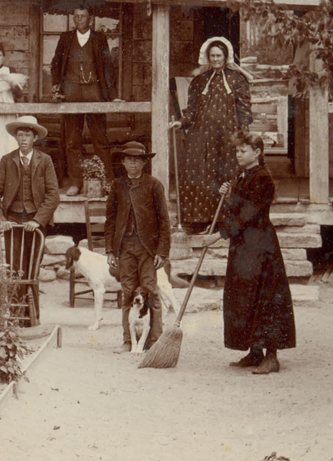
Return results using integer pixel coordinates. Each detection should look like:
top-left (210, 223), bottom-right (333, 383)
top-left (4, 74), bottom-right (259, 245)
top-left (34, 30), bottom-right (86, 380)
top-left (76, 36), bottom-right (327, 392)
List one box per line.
top-left (180, 68), bottom-right (253, 225)
top-left (219, 165), bottom-right (296, 351)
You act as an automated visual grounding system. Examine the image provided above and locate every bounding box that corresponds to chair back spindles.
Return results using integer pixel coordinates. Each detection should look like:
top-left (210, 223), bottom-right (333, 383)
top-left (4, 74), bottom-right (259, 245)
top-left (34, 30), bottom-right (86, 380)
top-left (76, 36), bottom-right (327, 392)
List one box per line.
top-left (28, 232), bottom-right (36, 280)
top-left (1, 224), bottom-right (45, 326)
top-left (19, 228), bottom-right (25, 276)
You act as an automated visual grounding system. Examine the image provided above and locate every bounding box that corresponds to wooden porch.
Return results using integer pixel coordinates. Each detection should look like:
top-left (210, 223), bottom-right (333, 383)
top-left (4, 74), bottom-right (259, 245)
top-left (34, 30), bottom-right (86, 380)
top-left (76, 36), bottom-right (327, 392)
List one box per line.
top-left (0, 0), bottom-right (332, 225)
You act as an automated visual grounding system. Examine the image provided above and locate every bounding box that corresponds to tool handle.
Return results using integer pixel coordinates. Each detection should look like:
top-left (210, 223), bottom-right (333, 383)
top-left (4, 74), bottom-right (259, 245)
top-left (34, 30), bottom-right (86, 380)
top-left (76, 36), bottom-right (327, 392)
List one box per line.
top-left (174, 193), bottom-right (225, 326)
top-left (171, 115), bottom-right (182, 229)
top-left (0, 229), bottom-right (3, 265)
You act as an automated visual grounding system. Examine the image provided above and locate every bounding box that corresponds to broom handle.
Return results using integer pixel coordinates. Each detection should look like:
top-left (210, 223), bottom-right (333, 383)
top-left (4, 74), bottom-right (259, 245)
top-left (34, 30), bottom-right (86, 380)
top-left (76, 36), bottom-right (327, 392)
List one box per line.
top-left (174, 193), bottom-right (225, 327)
top-left (0, 229), bottom-right (3, 265)
top-left (171, 115), bottom-right (182, 230)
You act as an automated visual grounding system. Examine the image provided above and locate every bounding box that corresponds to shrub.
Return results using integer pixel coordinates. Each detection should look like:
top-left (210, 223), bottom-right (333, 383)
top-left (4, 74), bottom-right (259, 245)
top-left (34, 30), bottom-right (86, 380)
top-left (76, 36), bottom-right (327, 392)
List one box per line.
top-left (0, 264), bottom-right (30, 384)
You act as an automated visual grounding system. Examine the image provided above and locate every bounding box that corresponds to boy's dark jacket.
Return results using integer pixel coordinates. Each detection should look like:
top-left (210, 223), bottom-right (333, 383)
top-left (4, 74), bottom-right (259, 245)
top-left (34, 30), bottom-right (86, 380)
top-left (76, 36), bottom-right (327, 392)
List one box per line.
top-left (105, 173), bottom-right (170, 258)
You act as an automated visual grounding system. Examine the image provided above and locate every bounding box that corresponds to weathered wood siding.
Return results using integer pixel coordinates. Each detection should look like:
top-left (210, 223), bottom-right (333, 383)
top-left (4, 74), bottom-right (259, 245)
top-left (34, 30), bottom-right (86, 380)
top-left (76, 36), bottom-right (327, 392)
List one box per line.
top-left (0, 0), bottom-right (39, 102)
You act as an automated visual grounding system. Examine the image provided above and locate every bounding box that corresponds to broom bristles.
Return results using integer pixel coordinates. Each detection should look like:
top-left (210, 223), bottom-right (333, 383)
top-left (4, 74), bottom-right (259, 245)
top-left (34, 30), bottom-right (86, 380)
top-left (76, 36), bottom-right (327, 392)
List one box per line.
top-left (138, 326), bottom-right (183, 369)
top-left (171, 229), bottom-right (192, 260)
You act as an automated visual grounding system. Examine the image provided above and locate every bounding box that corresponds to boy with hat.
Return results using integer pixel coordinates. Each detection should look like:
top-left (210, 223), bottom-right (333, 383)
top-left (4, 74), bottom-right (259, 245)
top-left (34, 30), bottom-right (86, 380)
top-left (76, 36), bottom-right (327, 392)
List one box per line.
top-left (105, 141), bottom-right (171, 353)
top-left (0, 115), bottom-right (59, 320)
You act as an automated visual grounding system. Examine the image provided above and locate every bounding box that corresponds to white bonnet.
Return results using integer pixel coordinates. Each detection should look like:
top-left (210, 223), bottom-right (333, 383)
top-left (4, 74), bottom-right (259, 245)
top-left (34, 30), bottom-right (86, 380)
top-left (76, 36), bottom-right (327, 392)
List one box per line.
top-left (198, 36), bottom-right (234, 66)
top-left (197, 36), bottom-right (253, 81)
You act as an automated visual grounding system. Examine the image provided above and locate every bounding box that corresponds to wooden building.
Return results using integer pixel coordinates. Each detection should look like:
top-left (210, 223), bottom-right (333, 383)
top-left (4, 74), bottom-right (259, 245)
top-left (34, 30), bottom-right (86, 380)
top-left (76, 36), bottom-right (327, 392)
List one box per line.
top-left (0, 0), bottom-right (331, 231)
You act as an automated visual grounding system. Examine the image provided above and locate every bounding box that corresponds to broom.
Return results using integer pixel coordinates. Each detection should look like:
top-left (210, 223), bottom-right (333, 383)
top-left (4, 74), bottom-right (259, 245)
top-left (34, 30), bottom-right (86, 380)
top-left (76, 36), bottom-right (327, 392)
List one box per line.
top-left (138, 193), bottom-right (225, 369)
top-left (171, 115), bottom-right (184, 234)
top-left (169, 116), bottom-right (192, 261)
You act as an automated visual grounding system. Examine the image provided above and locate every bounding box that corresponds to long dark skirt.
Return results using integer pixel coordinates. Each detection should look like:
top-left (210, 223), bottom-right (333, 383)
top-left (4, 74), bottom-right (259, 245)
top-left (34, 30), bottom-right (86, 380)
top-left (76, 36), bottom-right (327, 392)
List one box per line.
top-left (223, 225), bottom-right (296, 351)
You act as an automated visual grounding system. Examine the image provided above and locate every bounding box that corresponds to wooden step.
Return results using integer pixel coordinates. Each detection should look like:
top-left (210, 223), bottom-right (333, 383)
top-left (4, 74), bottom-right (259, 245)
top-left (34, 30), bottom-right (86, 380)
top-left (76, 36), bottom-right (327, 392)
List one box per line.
top-left (171, 258), bottom-right (313, 279)
top-left (190, 248), bottom-right (308, 261)
top-left (171, 284), bottom-right (319, 312)
top-left (179, 230), bottom-right (322, 250)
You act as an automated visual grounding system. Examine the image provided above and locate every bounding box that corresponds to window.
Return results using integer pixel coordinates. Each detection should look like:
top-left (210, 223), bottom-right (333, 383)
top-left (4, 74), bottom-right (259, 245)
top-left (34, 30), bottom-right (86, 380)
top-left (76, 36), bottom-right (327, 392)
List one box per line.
top-left (40, 4), bottom-right (123, 101)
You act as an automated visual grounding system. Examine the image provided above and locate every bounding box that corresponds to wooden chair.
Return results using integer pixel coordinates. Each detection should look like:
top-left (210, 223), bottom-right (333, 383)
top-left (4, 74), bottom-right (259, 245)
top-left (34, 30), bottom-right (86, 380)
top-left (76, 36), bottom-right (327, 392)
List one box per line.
top-left (69, 200), bottom-right (122, 308)
top-left (0, 225), bottom-right (45, 327)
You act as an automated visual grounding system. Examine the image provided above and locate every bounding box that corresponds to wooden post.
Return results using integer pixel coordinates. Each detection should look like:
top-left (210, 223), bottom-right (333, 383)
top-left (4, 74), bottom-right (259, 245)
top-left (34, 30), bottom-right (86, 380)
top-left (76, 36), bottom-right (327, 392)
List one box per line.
top-left (151, 4), bottom-right (170, 196)
top-left (309, 55), bottom-right (329, 203)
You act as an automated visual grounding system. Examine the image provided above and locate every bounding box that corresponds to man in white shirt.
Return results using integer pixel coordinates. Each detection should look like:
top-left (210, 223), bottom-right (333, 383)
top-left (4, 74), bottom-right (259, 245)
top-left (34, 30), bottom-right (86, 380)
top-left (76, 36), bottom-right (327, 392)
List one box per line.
top-left (0, 115), bottom-right (59, 322)
top-left (0, 115), bottom-right (59, 231)
top-left (51, 6), bottom-right (115, 196)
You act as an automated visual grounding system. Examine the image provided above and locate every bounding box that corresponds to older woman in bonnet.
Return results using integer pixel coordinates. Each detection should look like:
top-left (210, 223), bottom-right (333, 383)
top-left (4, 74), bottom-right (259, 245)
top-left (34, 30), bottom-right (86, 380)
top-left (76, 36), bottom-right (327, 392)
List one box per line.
top-left (170, 36), bottom-right (253, 234)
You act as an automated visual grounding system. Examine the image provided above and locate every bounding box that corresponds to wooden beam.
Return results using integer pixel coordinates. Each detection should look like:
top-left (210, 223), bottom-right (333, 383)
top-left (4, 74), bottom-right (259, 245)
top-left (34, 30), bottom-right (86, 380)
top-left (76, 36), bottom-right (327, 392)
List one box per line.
top-left (272, 0), bottom-right (320, 6)
top-left (0, 101), bottom-right (151, 114)
top-left (29, 3), bottom-right (40, 103)
top-left (104, 0), bottom-right (320, 8)
top-left (309, 56), bottom-right (329, 203)
top-left (151, 4), bottom-right (170, 195)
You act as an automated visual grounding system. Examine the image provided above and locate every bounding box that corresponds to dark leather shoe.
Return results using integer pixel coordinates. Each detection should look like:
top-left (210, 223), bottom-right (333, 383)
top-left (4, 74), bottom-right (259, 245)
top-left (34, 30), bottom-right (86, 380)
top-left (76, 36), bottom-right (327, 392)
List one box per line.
top-left (113, 342), bottom-right (131, 354)
top-left (229, 351), bottom-right (264, 368)
top-left (252, 355), bottom-right (280, 374)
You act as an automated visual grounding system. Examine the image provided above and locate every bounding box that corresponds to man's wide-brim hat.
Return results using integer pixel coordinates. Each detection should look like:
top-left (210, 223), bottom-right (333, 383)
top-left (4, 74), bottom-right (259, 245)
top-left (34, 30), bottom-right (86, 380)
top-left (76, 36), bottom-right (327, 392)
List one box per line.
top-left (118, 141), bottom-right (156, 159)
top-left (6, 115), bottom-right (48, 140)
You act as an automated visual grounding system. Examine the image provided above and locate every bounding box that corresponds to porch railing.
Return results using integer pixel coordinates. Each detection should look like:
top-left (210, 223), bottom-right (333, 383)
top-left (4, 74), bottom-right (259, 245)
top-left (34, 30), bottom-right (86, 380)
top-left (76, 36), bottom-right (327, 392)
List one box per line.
top-left (0, 102), bottom-right (151, 114)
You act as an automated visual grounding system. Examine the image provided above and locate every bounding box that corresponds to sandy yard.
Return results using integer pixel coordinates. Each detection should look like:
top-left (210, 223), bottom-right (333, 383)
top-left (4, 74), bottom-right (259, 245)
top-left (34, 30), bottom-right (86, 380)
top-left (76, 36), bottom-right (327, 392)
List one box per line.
top-left (0, 279), bottom-right (333, 461)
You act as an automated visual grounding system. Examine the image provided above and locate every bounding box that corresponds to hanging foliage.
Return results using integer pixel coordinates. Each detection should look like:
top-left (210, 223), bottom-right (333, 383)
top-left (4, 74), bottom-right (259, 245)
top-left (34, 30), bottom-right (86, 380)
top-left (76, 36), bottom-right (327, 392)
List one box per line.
top-left (225, 0), bottom-right (333, 97)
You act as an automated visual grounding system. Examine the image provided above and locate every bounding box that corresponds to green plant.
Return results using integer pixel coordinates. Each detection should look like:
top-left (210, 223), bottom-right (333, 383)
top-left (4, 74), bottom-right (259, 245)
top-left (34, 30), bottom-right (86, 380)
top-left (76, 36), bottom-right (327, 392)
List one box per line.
top-left (81, 155), bottom-right (106, 181)
top-left (226, 0), bottom-right (333, 97)
top-left (0, 264), bottom-right (30, 384)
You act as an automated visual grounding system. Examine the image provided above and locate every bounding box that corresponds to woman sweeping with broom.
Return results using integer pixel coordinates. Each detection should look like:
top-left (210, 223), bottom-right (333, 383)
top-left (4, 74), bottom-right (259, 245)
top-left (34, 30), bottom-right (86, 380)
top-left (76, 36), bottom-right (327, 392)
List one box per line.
top-left (219, 132), bottom-right (296, 374)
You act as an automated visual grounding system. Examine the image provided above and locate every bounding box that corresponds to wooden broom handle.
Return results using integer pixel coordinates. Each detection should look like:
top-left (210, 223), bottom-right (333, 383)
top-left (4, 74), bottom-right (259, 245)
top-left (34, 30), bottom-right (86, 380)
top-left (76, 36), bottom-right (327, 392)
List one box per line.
top-left (174, 193), bottom-right (225, 326)
top-left (0, 229), bottom-right (3, 265)
top-left (171, 115), bottom-right (182, 230)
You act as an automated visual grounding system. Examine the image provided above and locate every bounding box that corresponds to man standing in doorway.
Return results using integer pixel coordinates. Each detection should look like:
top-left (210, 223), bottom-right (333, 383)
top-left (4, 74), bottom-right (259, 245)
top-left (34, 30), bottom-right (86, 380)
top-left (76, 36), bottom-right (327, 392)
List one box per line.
top-left (51, 5), bottom-right (115, 196)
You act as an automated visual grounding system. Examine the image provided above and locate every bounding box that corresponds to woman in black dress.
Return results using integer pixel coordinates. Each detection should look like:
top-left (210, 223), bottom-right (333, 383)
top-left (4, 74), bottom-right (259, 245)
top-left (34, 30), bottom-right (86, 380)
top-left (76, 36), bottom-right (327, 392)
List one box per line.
top-left (219, 133), bottom-right (296, 374)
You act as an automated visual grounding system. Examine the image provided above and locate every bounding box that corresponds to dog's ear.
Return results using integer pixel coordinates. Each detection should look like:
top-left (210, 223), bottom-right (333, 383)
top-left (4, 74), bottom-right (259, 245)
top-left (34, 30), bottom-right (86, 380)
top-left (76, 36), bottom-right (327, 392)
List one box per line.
top-left (65, 246), bottom-right (81, 269)
top-left (72, 246), bottom-right (81, 261)
top-left (139, 290), bottom-right (150, 318)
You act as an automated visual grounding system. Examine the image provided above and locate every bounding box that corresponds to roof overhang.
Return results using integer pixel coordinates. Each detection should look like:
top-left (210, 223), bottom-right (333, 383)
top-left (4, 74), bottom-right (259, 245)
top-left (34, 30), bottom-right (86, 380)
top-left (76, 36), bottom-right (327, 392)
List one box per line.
top-left (42, 0), bottom-right (321, 13)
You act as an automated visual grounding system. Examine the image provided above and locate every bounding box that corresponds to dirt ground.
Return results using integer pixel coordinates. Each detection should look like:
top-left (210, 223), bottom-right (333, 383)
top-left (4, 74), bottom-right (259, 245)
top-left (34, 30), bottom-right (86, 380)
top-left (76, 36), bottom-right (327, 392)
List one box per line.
top-left (0, 279), bottom-right (333, 461)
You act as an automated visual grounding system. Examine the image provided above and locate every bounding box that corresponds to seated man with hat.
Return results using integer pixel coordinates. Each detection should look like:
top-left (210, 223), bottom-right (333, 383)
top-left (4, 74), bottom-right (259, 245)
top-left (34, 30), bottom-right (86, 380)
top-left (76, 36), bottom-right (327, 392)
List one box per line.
top-left (105, 141), bottom-right (171, 353)
top-left (0, 115), bottom-right (60, 320)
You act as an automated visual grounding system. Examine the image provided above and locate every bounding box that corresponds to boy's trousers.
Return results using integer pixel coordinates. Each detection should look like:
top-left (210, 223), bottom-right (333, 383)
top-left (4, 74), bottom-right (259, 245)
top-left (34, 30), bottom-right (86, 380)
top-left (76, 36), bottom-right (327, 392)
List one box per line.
top-left (118, 234), bottom-right (162, 345)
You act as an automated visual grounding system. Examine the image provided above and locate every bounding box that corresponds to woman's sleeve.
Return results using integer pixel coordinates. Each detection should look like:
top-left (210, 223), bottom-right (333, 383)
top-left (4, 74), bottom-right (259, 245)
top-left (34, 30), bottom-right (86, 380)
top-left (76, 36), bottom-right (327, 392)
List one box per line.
top-left (180, 77), bottom-right (200, 129)
top-left (219, 175), bottom-right (274, 239)
top-left (234, 73), bottom-right (253, 129)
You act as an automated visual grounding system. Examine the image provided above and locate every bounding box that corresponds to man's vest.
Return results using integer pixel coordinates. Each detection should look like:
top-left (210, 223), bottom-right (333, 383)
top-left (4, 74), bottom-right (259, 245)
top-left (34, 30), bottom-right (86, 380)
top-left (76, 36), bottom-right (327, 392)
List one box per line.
top-left (65, 34), bottom-right (98, 84)
top-left (9, 163), bottom-right (36, 214)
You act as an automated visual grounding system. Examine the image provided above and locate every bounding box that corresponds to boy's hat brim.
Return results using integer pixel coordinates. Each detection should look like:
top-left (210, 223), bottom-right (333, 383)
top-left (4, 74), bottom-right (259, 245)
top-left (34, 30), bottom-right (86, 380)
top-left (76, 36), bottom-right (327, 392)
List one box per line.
top-left (114, 141), bottom-right (156, 159)
top-left (122, 148), bottom-right (156, 159)
top-left (6, 115), bottom-right (48, 140)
